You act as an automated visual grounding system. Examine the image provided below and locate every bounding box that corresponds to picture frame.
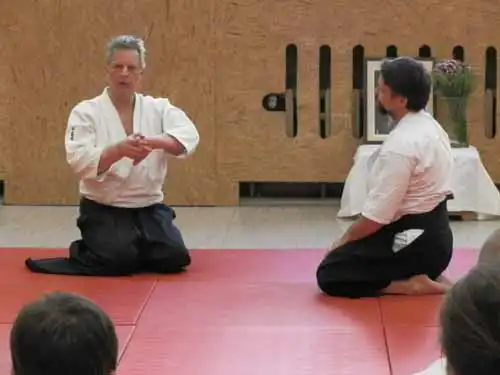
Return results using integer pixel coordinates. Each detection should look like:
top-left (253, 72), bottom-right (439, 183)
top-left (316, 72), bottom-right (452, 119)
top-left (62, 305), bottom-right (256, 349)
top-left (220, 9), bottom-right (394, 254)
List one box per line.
top-left (363, 57), bottom-right (434, 144)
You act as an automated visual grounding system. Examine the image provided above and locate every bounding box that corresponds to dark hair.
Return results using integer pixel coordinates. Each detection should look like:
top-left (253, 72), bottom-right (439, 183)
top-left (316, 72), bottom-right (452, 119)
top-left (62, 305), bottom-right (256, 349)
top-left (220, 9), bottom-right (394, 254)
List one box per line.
top-left (10, 292), bottom-right (118, 375)
top-left (380, 57), bottom-right (431, 111)
top-left (440, 262), bottom-right (500, 375)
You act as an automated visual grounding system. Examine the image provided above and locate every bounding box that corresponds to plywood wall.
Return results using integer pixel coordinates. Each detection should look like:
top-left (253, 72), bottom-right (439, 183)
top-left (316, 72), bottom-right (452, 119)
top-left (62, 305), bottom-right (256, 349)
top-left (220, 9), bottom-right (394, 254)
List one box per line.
top-left (1, 0), bottom-right (500, 206)
top-left (0, 0), bottom-right (216, 205)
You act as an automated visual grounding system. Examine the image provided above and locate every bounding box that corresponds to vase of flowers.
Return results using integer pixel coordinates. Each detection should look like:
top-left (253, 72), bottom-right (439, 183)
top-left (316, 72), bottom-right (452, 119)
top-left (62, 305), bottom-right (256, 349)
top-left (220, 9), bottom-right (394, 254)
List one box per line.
top-left (432, 59), bottom-right (474, 148)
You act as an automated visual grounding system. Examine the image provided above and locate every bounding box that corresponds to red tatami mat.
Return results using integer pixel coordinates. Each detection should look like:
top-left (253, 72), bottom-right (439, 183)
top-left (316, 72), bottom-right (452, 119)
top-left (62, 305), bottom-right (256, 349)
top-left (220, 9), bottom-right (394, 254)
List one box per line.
top-left (385, 326), bottom-right (442, 375)
top-left (380, 247), bottom-right (479, 327)
top-left (136, 282), bottom-right (381, 328)
top-left (0, 249), bottom-right (156, 325)
top-left (118, 326), bottom-right (391, 375)
top-left (381, 248), bottom-right (476, 375)
top-left (0, 247), bottom-right (478, 375)
top-left (162, 249), bottom-right (325, 283)
top-left (380, 295), bottom-right (443, 327)
top-left (443, 247), bottom-right (478, 280)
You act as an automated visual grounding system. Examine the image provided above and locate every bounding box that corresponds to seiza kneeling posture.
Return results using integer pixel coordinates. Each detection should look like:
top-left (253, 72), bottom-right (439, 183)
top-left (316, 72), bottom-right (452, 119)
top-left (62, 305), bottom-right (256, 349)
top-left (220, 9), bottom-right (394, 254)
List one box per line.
top-left (25, 35), bottom-right (199, 276)
top-left (316, 57), bottom-right (454, 298)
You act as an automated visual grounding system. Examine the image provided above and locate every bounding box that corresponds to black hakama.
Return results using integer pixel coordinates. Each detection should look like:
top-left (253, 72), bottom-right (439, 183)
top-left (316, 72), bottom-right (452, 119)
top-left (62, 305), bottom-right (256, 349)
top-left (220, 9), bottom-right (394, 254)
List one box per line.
top-left (25, 197), bottom-right (191, 276)
top-left (316, 198), bottom-right (453, 298)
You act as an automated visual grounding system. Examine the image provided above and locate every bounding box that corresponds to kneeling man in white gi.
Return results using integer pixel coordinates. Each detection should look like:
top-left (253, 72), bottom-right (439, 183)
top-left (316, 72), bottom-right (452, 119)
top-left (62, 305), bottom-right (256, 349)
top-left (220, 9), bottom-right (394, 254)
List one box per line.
top-left (26, 35), bottom-right (199, 276)
top-left (316, 57), bottom-right (454, 297)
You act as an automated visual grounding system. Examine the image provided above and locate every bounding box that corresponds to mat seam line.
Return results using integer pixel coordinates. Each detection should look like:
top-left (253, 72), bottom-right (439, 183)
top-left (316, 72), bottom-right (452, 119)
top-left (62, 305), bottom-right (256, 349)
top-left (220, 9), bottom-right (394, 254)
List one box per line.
top-left (134, 279), bottom-right (159, 323)
top-left (118, 279), bottom-right (159, 362)
top-left (111, 280), bottom-right (161, 365)
top-left (378, 298), bottom-right (394, 375)
top-left (117, 325), bottom-right (137, 363)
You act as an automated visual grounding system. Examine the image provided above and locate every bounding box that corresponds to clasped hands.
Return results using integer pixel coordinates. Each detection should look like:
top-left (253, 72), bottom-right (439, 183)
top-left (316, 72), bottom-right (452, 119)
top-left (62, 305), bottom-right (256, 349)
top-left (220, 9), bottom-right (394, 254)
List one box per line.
top-left (116, 133), bottom-right (155, 165)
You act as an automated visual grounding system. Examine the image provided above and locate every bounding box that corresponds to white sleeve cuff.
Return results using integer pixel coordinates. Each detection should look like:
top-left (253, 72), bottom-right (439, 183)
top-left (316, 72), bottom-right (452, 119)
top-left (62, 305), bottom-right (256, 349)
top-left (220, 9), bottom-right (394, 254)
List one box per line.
top-left (361, 211), bottom-right (392, 225)
top-left (162, 105), bottom-right (200, 157)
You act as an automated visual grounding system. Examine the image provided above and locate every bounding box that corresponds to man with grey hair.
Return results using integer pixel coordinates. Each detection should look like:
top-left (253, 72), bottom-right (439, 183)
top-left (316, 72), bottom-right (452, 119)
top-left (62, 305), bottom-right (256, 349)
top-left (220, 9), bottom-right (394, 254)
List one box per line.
top-left (25, 35), bottom-right (200, 276)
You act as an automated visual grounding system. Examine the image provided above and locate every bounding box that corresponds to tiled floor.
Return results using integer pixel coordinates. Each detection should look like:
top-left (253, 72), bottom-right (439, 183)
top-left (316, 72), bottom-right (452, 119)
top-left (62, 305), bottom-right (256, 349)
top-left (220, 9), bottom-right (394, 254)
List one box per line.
top-left (0, 199), bottom-right (497, 249)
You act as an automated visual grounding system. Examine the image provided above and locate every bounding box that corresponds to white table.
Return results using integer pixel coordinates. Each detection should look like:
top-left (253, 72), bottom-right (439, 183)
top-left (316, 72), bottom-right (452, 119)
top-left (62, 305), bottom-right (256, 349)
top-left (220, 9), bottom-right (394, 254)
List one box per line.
top-left (338, 145), bottom-right (500, 218)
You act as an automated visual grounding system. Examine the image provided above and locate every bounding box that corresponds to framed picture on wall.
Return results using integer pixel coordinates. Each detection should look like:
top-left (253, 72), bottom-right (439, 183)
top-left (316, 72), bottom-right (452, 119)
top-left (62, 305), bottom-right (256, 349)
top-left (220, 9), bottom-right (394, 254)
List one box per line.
top-left (363, 57), bottom-right (434, 144)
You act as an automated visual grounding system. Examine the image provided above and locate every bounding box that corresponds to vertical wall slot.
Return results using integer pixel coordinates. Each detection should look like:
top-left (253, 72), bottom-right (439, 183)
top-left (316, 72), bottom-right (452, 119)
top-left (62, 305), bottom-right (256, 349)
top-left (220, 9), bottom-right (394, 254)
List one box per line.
top-left (319, 45), bottom-right (331, 138)
top-left (452, 46), bottom-right (464, 61)
top-left (418, 45), bottom-right (431, 58)
top-left (386, 45), bottom-right (398, 58)
top-left (285, 44), bottom-right (298, 138)
top-left (418, 45), bottom-right (433, 113)
top-left (485, 46), bottom-right (497, 139)
top-left (352, 45), bottom-right (364, 138)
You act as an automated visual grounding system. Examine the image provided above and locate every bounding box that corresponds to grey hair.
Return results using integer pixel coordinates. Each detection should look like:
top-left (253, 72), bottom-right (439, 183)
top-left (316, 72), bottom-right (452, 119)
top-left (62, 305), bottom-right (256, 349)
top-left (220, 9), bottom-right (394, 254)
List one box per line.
top-left (106, 35), bottom-right (146, 69)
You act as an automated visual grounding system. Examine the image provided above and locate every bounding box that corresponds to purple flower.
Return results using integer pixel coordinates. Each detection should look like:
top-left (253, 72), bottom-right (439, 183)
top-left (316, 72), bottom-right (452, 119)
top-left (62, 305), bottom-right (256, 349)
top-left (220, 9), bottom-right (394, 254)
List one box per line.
top-left (433, 59), bottom-right (466, 75)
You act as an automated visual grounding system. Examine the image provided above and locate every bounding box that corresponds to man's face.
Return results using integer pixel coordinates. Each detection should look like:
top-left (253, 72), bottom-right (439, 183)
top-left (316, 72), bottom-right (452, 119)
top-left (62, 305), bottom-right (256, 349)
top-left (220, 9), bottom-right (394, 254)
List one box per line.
top-left (106, 49), bottom-right (143, 96)
top-left (375, 75), bottom-right (406, 117)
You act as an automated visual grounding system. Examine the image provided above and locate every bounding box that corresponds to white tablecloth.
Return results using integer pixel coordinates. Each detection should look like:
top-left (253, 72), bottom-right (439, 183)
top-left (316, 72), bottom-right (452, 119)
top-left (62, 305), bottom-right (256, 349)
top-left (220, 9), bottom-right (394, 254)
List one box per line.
top-left (338, 145), bottom-right (500, 218)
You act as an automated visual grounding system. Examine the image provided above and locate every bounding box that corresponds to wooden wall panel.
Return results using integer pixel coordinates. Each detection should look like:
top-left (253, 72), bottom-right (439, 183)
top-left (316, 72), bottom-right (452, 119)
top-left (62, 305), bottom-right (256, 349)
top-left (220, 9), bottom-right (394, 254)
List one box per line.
top-left (2, 0), bottom-right (500, 205)
top-left (0, 54), bottom-right (7, 180)
top-left (213, 0), bottom-right (360, 204)
top-left (1, 0), bottom-right (216, 205)
top-left (213, 0), bottom-right (500, 204)
top-left (155, 0), bottom-right (216, 206)
top-left (0, 1), bottom-right (11, 182)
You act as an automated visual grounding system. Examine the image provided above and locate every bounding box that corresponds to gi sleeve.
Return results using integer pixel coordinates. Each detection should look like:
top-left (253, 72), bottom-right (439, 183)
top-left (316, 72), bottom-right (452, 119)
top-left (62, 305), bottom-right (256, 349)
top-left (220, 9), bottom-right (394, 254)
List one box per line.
top-left (161, 101), bottom-right (200, 158)
top-left (361, 150), bottom-right (416, 225)
top-left (65, 103), bottom-right (105, 180)
top-left (65, 103), bottom-right (133, 181)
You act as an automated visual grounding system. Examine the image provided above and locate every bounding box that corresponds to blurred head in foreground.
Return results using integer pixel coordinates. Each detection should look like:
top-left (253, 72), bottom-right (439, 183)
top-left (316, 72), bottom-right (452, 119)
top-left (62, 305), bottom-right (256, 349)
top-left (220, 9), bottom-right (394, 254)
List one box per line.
top-left (10, 291), bottom-right (118, 375)
top-left (440, 261), bottom-right (500, 375)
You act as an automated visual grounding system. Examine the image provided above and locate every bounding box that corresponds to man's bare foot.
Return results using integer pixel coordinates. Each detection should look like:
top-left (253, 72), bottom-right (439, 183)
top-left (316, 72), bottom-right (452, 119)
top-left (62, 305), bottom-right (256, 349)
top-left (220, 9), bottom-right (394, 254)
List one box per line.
top-left (409, 275), bottom-right (451, 294)
top-left (382, 274), bottom-right (451, 295)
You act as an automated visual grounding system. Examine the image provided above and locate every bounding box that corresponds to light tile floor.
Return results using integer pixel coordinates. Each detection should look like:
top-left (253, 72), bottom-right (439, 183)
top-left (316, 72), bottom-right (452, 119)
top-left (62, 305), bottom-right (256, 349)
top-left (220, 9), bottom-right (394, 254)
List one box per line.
top-left (0, 199), bottom-right (497, 250)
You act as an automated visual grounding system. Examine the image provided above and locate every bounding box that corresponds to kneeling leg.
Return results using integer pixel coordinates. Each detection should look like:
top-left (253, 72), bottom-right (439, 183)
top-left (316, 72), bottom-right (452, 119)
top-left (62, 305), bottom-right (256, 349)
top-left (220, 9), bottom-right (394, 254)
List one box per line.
top-left (26, 199), bottom-right (140, 276)
top-left (316, 246), bottom-right (392, 298)
top-left (137, 204), bottom-right (191, 274)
